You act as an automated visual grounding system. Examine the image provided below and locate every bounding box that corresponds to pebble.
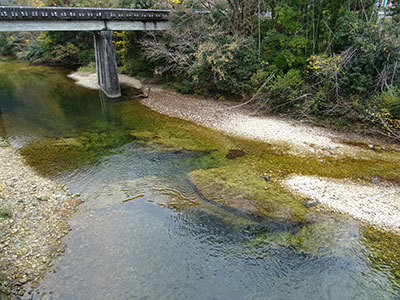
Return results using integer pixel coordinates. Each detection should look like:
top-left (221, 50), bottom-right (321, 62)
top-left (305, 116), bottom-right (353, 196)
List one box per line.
top-left (301, 199), bottom-right (320, 208)
top-left (19, 277), bottom-right (28, 284)
top-left (37, 194), bottom-right (50, 202)
top-left (140, 88), bottom-right (363, 155)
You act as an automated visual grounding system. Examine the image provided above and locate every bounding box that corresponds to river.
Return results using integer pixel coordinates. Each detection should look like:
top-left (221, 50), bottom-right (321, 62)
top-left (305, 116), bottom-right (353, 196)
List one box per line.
top-left (0, 60), bottom-right (399, 299)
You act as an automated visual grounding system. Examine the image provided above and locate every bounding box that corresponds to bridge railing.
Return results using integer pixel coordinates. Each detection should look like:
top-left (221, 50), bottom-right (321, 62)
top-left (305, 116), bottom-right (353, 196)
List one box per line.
top-left (0, 6), bottom-right (170, 21)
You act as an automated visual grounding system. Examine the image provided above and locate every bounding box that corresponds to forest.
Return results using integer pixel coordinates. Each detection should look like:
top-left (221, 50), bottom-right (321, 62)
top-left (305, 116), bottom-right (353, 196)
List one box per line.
top-left (1, 0), bottom-right (400, 141)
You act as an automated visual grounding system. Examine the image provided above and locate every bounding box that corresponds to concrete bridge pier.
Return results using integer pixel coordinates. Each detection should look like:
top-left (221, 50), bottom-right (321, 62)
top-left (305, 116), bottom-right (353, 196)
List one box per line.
top-left (93, 31), bottom-right (121, 98)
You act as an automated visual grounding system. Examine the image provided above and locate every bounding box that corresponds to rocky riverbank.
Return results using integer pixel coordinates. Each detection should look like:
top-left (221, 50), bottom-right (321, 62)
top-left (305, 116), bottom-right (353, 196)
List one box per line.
top-left (0, 137), bottom-right (82, 297)
top-left (68, 71), bottom-right (400, 234)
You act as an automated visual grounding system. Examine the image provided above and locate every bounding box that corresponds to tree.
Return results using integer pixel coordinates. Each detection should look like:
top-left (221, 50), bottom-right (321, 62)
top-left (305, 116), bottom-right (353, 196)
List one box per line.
top-left (227, 0), bottom-right (258, 36)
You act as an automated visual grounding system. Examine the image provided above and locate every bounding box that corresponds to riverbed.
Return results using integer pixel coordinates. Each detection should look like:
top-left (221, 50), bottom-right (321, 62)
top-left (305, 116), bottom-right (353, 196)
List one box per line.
top-left (1, 60), bottom-right (400, 299)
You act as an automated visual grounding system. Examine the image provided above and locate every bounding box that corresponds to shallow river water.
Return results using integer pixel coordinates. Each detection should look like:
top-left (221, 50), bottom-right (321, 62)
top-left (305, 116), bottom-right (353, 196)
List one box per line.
top-left (0, 60), bottom-right (399, 299)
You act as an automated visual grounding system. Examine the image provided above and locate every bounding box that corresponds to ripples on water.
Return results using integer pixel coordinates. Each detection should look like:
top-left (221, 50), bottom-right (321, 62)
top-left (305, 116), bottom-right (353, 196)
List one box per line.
top-left (36, 143), bottom-right (399, 299)
top-left (0, 61), bottom-right (399, 299)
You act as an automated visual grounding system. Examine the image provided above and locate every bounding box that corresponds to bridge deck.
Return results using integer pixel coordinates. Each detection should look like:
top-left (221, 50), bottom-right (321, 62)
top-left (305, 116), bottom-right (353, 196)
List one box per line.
top-left (0, 6), bottom-right (170, 31)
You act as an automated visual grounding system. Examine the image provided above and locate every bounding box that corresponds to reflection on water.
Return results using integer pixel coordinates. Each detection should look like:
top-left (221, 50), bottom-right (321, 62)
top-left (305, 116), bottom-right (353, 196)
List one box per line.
top-left (0, 60), bottom-right (399, 299)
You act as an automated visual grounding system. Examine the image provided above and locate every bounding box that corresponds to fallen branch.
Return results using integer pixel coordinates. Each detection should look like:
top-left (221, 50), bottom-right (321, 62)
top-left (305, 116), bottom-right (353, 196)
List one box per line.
top-left (131, 87), bottom-right (151, 99)
top-left (215, 72), bottom-right (275, 112)
top-left (271, 93), bottom-right (311, 111)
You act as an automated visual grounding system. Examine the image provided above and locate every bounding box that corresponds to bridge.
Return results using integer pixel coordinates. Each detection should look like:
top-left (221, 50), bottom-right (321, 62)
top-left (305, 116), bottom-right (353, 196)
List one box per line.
top-left (0, 6), bottom-right (170, 98)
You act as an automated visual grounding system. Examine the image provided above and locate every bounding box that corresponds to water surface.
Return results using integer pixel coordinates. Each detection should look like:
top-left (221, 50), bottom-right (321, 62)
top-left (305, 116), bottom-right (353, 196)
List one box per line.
top-left (0, 60), bottom-right (399, 299)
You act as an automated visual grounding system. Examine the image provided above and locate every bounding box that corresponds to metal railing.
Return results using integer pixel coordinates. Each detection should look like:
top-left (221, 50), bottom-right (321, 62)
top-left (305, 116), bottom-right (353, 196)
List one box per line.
top-left (0, 6), bottom-right (170, 21)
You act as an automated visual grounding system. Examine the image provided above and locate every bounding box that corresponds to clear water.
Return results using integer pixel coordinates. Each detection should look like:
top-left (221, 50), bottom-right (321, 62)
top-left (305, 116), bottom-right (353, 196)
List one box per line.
top-left (0, 60), bottom-right (399, 300)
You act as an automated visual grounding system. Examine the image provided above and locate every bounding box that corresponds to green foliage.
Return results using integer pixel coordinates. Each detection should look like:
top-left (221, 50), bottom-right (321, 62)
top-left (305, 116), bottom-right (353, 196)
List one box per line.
top-left (190, 37), bottom-right (259, 95)
top-left (25, 31), bottom-right (94, 66)
top-left (77, 62), bottom-right (96, 73)
top-left (139, 2), bottom-right (259, 96)
top-left (22, 38), bottom-right (45, 62)
top-left (117, 0), bottom-right (155, 8)
top-left (172, 78), bottom-right (198, 94)
top-left (0, 33), bottom-right (22, 56)
top-left (261, 28), bottom-right (307, 73)
top-left (0, 213), bottom-right (9, 219)
top-left (303, 14), bottom-right (400, 138)
top-left (46, 0), bottom-right (73, 5)
top-left (268, 69), bottom-right (305, 112)
top-left (369, 88), bottom-right (400, 119)
top-left (115, 31), bottom-right (155, 77)
top-left (69, 0), bottom-right (114, 7)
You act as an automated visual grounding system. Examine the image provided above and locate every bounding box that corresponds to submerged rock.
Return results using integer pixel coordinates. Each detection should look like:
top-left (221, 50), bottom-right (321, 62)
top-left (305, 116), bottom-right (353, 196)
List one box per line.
top-left (301, 199), bottom-right (320, 208)
top-left (52, 138), bottom-right (83, 147)
top-left (19, 277), bottom-right (28, 284)
top-left (263, 174), bottom-right (272, 182)
top-left (226, 149), bottom-right (246, 159)
top-left (0, 138), bottom-right (9, 148)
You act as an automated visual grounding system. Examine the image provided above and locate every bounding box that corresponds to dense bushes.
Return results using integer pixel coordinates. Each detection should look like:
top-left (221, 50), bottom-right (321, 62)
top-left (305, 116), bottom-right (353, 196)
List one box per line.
top-left (304, 12), bottom-right (400, 139)
top-left (190, 37), bottom-right (259, 95)
top-left (22, 31), bottom-right (94, 66)
top-left (0, 33), bottom-right (22, 56)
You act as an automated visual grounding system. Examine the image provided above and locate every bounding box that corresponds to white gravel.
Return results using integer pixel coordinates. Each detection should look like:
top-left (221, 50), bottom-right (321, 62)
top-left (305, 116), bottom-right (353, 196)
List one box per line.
top-left (141, 87), bottom-right (389, 155)
top-left (220, 114), bottom-right (340, 152)
top-left (283, 175), bottom-right (400, 233)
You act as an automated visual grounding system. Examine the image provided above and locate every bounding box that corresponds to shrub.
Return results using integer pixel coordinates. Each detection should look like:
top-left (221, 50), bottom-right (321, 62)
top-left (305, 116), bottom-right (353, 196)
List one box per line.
top-left (24, 31), bottom-right (94, 66)
top-left (369, 88), bottom-right (400, 119)
top-left (263, 69), bottom-right (306, 113)
top-left (190, 37), bottom-right (259, 95)
top-left (0, 33), bottom-right (21, 56)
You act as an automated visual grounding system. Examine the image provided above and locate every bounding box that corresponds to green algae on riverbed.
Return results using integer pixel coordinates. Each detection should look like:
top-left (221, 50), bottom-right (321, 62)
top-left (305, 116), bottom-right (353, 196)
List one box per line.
top-left (362, 228), bottom-right (400, 285)
top-left (22, 99), bottom-right (400, 223)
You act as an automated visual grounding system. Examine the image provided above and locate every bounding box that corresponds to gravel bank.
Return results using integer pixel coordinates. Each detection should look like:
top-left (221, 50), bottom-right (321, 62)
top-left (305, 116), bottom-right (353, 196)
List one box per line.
top-left (142, 88), bottom-right (347, 154)
top-left (69, 72), bottom-right (392, 155)
top-left (68, 72), bottom-right (143, 91)
top-left (0, 137), bottom-right (82, 297)
top-left (283, 175), bottom-right (400, 233)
